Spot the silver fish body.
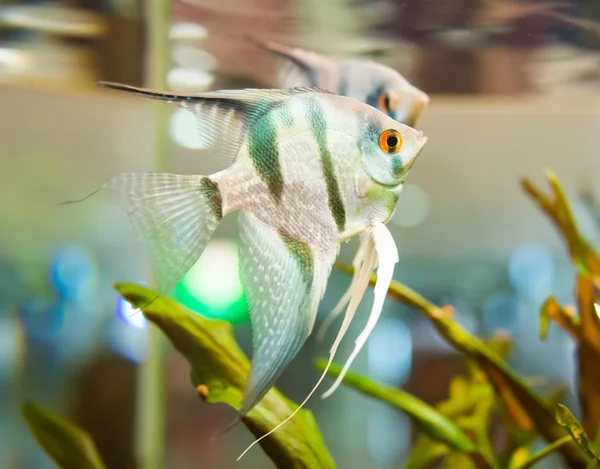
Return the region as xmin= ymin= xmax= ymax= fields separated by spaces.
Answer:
xmin=94 ymin=82 xmax=427 ymax=435
xmin=247 ymin=36 xmax=430 ymax=128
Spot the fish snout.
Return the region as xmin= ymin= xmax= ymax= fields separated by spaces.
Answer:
xmin=403 ymin=94 xmax=430 ymax=128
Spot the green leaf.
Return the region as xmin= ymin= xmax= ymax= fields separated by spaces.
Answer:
xmin=521 ymin=169 xmax=600 ymax=277
xmin=463 ymin=378 xmax=496 ymax=464
xmin=508 ymin=447 xmax=530 ymax=469
xmin=539 ymin=296 xmax=580 ymax=342
xmin=588 ymin=430 xmax=600 ymax=469
xmin=523 ymin=170 xmax=600 ymax=453
xmin=22 ymin=401 xmax=106 ymax=469
xmin=315 ymin=359 xmax=475 ymax=453
xmin=539 ymin=297 xmax=554 ymax=341
xmin=509 ymin=436 xmax=572 ymax=469
xmin=437 ymin=375 xmax=487 ymax=418
xmin=556 ymin=403 xmax=600 ymax=466
xmin=116 ymin=283 xmax=335 ymax=469
xmin=334 ymin=262 xmax=589 ymax=468
xmin=406 ymin=372 xmax=497 ymax=469
xmin=405 ymin=435 xmax=449 ymax=469
xmin=442 ymin=451 xmax=476 ymax=469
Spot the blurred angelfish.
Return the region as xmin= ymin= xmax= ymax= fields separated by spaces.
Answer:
xmin=247 ymin=35 xmax=430 ymax=128
xmin=77 ymin=81 xmax=427 ymax=458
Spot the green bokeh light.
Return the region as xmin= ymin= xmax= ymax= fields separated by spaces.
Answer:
xmin=174 ymin=239 xmax=249 ymax=324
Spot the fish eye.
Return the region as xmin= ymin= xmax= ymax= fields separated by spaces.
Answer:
xmin=378 ymin=92 xmax=391 ymax=112
xmin=378 ymin=129 xmax=402 ymax=153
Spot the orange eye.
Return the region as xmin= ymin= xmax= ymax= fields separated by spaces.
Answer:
xmin=378 ymin=92 xmax=400 ymax=113
xmin=378 ymin=93 xmax=391 ymax=112
xmin=379 ymin=129 xmax=402 ymax=153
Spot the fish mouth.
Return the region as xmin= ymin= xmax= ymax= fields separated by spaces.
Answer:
xmin=414 ymin=134 xmax=428 ymax=158
xmin=401 ymin=135 xmax=428 ymax=170
xmin=403 ymin=94 xmax=430 ymax=128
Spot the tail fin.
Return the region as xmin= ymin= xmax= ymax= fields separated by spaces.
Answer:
xmin=103 ymin=172 xmax=224 ymax=295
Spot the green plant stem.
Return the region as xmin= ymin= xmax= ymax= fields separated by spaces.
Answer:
xmin=509 ymin=436 xmax=573 ymax=469
xmin=334 ymin=261 xmax=589 ymax=468
xmin=134 ymin=0 xmax=171 ymax=468
xmin=119 ymin=283 xmax=335 ymax=468
xmin=315 ymin=360 xmax=476 ymax=453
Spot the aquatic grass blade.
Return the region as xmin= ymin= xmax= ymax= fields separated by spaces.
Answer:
xmin=334 ymin=261 xmax=589 ymax=468
xmin=523 ymin=170 xmax=600 ymax=436
xmin=556 ymin=403 xmax=600 ymax=466
xmin=508 ymin=436 xmax=573 ymax=469
xmin=315 ymin=360 xmax=501 ymax=469
xmin=521 ymin=169 xmax=600 ymax=277
xmin=22 ymin=401 xmax=107 ymax=469
xmin=539 ymin=296 xmax=579 ymax=341
xmin=315 ymin=359 xmax=476 ymax=452
xmin=116 ymin=282 xmax=335 ymax=469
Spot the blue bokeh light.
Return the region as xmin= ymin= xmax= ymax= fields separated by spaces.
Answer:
xmin=509 ymin=244 xmax=554 ymax=302
xmin=21 ymin=297 xmax=65 ymax=342
xmin=482 ymin=292 xmax=521 ymax=335
xmin=116 ymin=292 xmax=148 ymax=329
xmin=49 ymin=245 xmax=97 ymax=303
xmin=367 ymin=317 xmax=412 ymax=386
xmin=106 ymin=316 xmax=148 ymax=363
xmin=367 ymin=404 xmax=411 ymax=464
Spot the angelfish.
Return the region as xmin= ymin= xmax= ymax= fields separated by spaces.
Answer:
xmin=90 ymin=82 xmax=427 ymax=458
xmin=247 ymin=35 xmax=430 ymax=128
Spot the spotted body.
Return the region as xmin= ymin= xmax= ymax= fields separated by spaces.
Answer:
xmin=93 ymin=81 xmax=427 ymax=455
xmin=247 ymin=36 xmax=430 ymax=127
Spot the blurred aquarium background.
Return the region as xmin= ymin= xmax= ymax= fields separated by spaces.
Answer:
xmin=1 ymin=0 xmax=600 ymax=468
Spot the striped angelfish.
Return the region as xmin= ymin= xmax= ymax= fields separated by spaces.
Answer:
xmin=247 ymin=35 xmax=430 ymax=128
xmin=84 ymin=81 xmax=427 ymax=458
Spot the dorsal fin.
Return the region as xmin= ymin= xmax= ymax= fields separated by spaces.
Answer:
xmin=97 ymin=81 xmax=332 ymax=103
xmin=97 ymin=81 xmax=333 ymax=163
xmin=244 ymin=36 xmax=335 ymax=90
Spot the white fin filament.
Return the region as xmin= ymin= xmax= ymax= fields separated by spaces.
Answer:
xmin=321 ymin=222 xmax=399 ymax=398
xmin=316 ymin=239 xmax=366 ymax=342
